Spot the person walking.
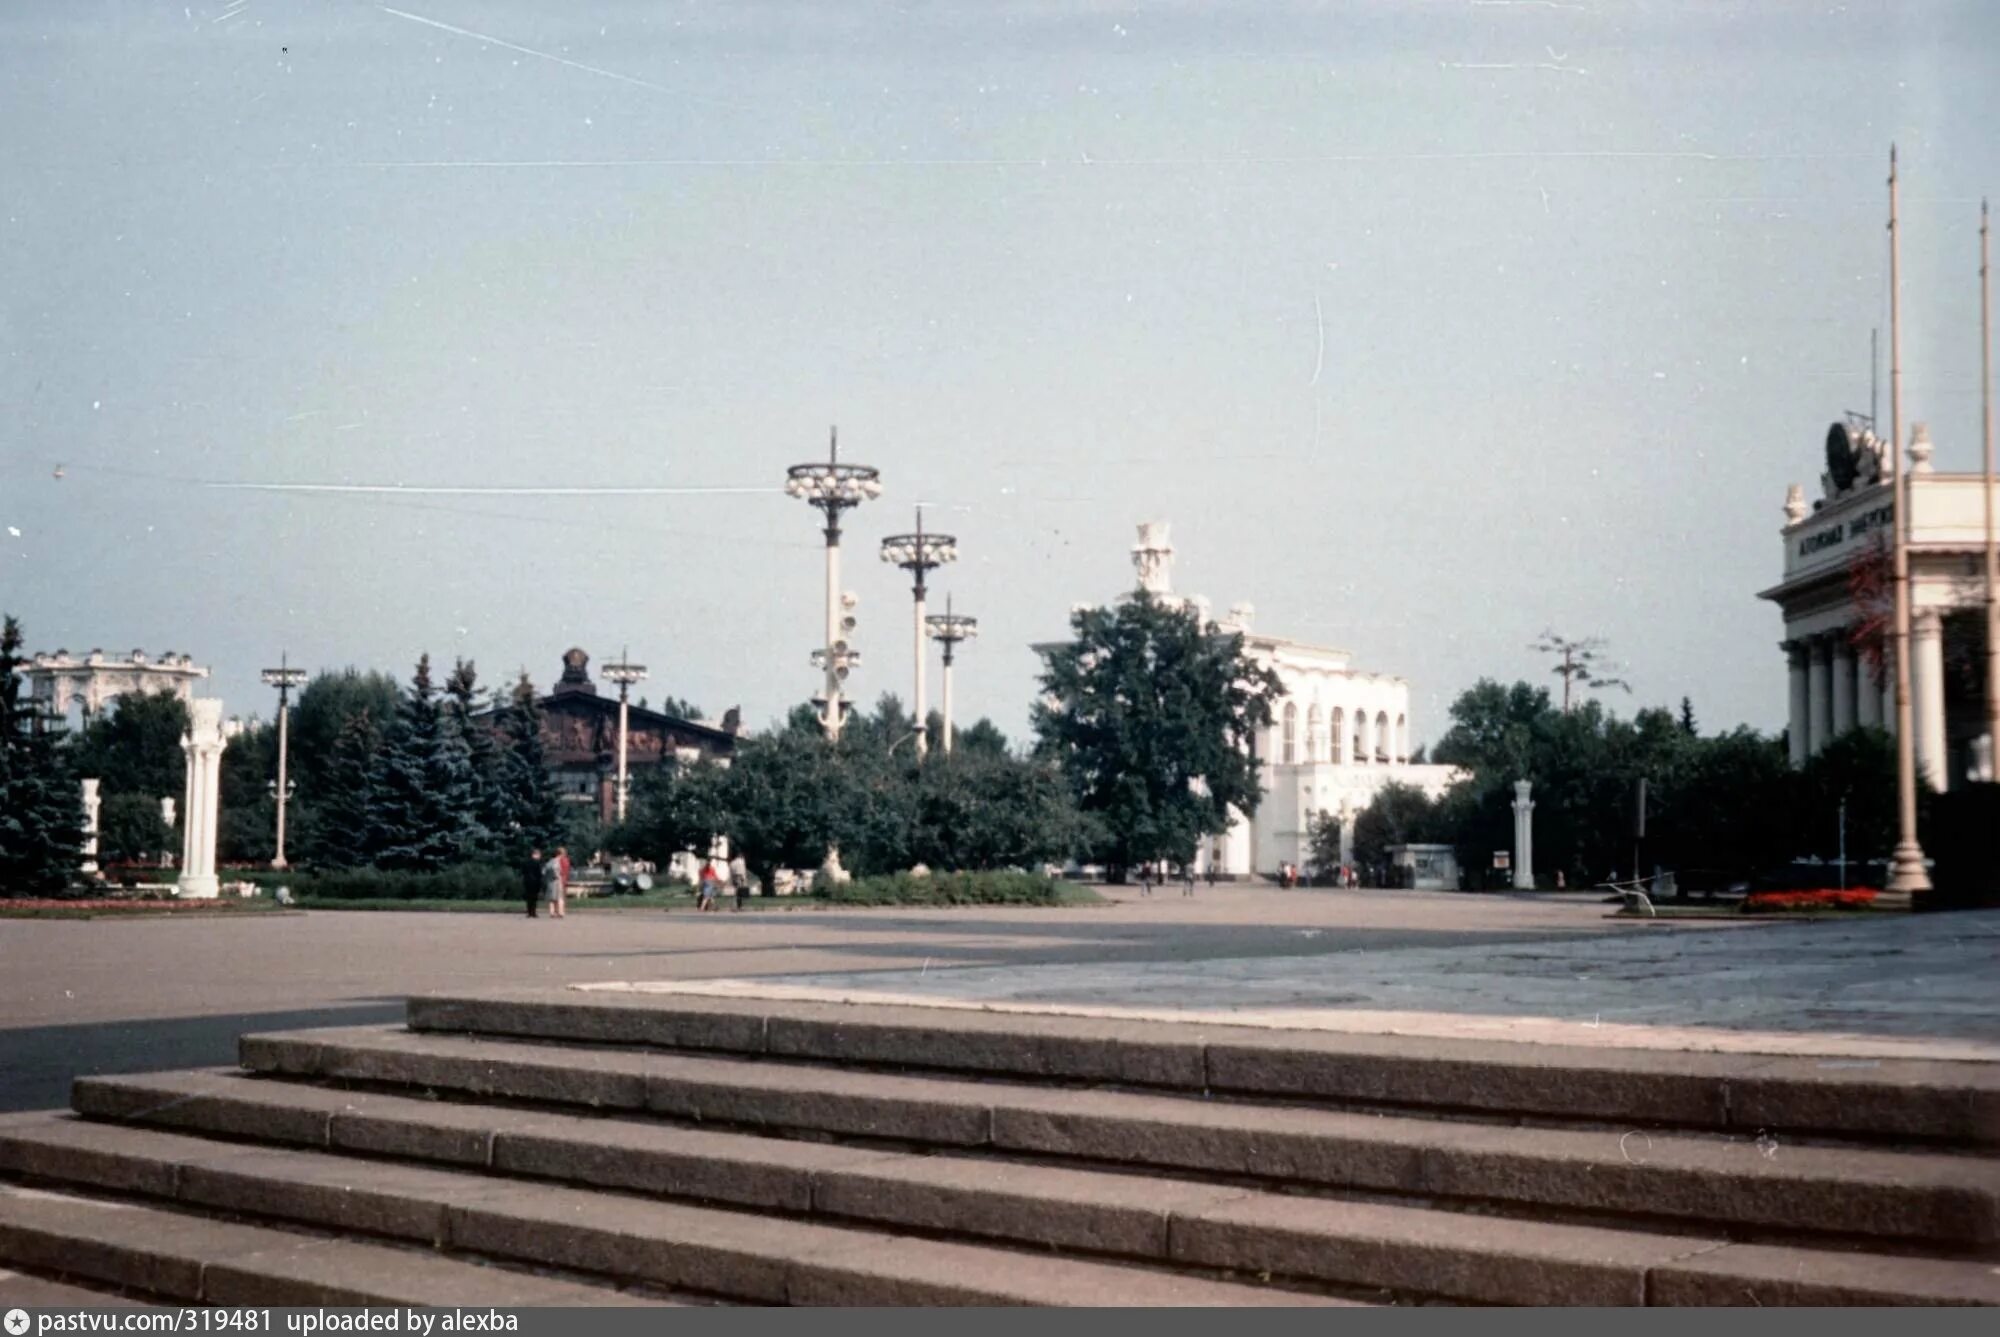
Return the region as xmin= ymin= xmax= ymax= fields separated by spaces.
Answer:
xmin=1181 ymin=862 xmax=1195 ymax=897
xmin=521 ymin=846 xmax=544 ymax=918
xmin=697 ymin=858 xmax=721 ymax=912
xmin=1204 ymin=862 xmax=1218 ymax=891
xmin=729 ymin=853 xmax=750 ymax=911
xmin=1137 ymin=862 xmax=1153 ymax=897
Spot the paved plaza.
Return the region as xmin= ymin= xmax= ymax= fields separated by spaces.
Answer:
xmin=3 ymin=889 xmax=1997 ymax=1111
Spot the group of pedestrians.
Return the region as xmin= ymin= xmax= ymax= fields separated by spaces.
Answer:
xmin=522 ymin=846 xmax=572 ymax=918
xmin=695 ymin=855 xmax=751 ymax=911
xmin=1133 ymin=862 xmax=1201 ymax=897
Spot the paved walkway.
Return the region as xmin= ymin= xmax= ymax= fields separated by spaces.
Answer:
xmin=589 ymin=904 xmax=2000 ymax=1061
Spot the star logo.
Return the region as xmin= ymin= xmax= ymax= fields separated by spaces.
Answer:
xmin=4 ymin=1308 xmax=30 ymax=1336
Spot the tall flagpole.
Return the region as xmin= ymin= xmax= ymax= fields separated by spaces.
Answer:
xmin=1981 ymin=197 xmax=1998 ymax=780
xmin=1886 ymin=145 xmax=1931 ymax=900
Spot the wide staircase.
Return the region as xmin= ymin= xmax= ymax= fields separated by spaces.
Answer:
xmin=2 ymin=987 xmax=1996 ymax=1306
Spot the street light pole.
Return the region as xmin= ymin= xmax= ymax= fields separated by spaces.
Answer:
xmin=1980 ymin=197 xmax=1997 ymax=782
xmin=1886 ymin=145 xmax=1932 ymax=901
xmin=786 ymin=427 xmax=881 ymax=741
xmin=924 ymin=597 xmax=979 ymax=757
xmin=259 ymin=655 xmax=308 ymax=870
xmin=601 ymin=651 xmax=648 ymax=825
xmin=881 ymin=507 xmax=957 ymax=758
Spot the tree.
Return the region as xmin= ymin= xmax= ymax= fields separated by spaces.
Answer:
xmin=1034 ymin=593 xmax=1284 ymax=873
xmin=909 ymin=751 xmax=1082 ymax=871
xmin=1 ymin=615 xmax=86 ymax=893
xmin=1531 ymin=631 xmax=1630 ymax=714
xmin=1679 ymin=697 xmax=1699 ymax=737
xmin=615 ymin=758 xmax=728 ymax=869
xmin=65 ymin=689 xmax=189 ymax=799
xmin=216 ymin=722 xmax=277 ymax=864
xmin=290 ymin=669 xmax=401 ymax=788
xmin=98 ymin=792 xmax=169 ymax=866
xmin=1351 ymin=781 xmax=1441 ymax=877
xmin=954 ymin=717 xmax=1011 ymax=758
xmin=715 ymin=731 xmax=847 ymax=893
xmin=656 ymin=695 xmax=704 ymax=722
xmin=488 ymin=671 xmax=563 ymax=859
xmin=367 ymin=655 xmax=479 ymax=871
xmin=443 ymin=658 xmax=506 ymax=857
xmin=311 ymin=709 xmax=380 ymax=868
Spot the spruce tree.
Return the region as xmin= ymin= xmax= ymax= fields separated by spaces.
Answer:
xmin=492 ymin=670 xmax=562 ymax=859
xmin=443 ymin=657 xmax=502 ymax=857
xmin=312 ymin=709 xmax=380 ymax=869
xmin=0 ymin=615 xmax=85 ymax=894
xmin=367 ymin=655 xmax=477 ymax=871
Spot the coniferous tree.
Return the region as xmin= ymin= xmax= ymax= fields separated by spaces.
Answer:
xmin=492 ymin=670 xmax=562 ymax=859
xmin=443 ymin=657 xmax=503 ymax=857
xmin=0 ymin=615 xmax=85 ymax=894
xmin=311 ymin=709 xmax=380 ymax=869
xmin=368 ymin=655 xmax=477 ymax=871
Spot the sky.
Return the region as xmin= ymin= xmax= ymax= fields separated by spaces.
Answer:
xmin=5 ymin=0 xmax=1999 ymax=745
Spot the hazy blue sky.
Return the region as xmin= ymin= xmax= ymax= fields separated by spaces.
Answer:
xmin=5 ymin=1 xmax=1998 ymax=743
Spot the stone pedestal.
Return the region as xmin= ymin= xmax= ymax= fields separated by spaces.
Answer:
xmin=1511 ymin=780 xmax=1535 ymax=891
xmin=80 ymin=778 xmax=101 ymax=876
xmin=178 ymin=699 xmax=225 ymax=899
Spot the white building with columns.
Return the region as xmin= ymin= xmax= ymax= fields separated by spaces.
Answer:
xmin=1038 ymin=522 xmax=1461 ymax=879
xmin=1760 ymin=419 xmax=1997 ymax=789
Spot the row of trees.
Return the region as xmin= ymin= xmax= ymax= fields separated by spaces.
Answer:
xmin=1321 ymin=678 xmax=1903 ymax=888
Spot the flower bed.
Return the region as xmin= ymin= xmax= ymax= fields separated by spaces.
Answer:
xmin=1741 ymin=888 xmax=1880 ymax=913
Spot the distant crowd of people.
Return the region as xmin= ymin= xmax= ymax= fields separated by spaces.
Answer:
xmin=521 ymin=845 xmax=752 ymax=918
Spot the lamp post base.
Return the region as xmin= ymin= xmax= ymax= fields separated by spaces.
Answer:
xmin=1882 ymin=839 xmax=1931 ymax=905
xmin=269 ymin=856 xmax=288 ymax=871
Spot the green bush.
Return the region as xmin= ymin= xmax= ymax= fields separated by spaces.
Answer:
xmin=257 ymin=863 xmax=523 ymax=901
xmin=812 ymin=870 xmax=1087 ymax=906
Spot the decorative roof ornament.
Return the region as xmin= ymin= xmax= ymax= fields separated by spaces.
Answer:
xmin=1131 ymin=520 xmax=1174 ymax=596
xmin=1908 ymin=421 xmax=1935 ymax=474
xmin=1784 ymin=483 xmax=1809 ymax=526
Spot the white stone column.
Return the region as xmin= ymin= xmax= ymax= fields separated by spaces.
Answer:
xmin=1912 ymin=609 xmax=1948 ymax=791
xmin=178 ymin=698 xmax=224 ymax=899
xmin=1806 ymin=638 xmax=1833 ymax=755
xmin=1511 ymin=780 xmax=1535 ymax=890
xmin=1786 ymin=641 xmax=1810 ymax=768
xmin=1831 ymin=637 xmax=1858 ymax=737
xmin=80 ymin=778 xmax=101 ymax=875
xmin=1856 ymin=654 xmax=1884 ymax=730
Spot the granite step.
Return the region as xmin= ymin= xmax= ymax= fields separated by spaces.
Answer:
xmin=0 ymin=1180 xmax=671 ymax=1307
xmin=407 ymin=988 xmax=2000 ymax=1146
xmin=58 ymin=1067 xmax=2000 ymax=1306
xmin=0 ymin=1115 xmax=1343 ymax=1307
xmin=238 ymin=1024 xmax=2000 ymax=1248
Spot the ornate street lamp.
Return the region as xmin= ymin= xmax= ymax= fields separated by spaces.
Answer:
xmin=880 ymin=507 xmax=957 ymax=758
xmin=786 ymin=427 xmax=882 ymax=740
xmin=601 ymin=650 xmax=648 ymax=824
xmin=925 ymin=598 xmax=979 ymax=756
xmin=259 ymin=655 xmax=308 ymax=870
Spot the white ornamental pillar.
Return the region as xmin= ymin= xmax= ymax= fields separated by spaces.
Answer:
xmin=1912 ymin=609 xmax=1948 ymax=791
xmin=80 ymin=778 xmax=101 ymax=875
xmin=1856 ymin=652 xmax=1884 ymax=730
xmin=1831 ymin=638 xmax=1858 ymax=737
xmin=178 ymin=699 xmax=225 ymax=898
xmin=1511 ymin=779 xmax=1535 ymax=891
xmin=1807 ymin=637 xmax=1834 ymax=755
xmin=1786 ymin=641 xmax=1810 ymax=768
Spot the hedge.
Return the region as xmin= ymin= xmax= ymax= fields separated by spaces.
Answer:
xmin=259 ymin=864 xmax=524 ymax=901
xmin=810 ymin=870 xmax=1094 ymax=906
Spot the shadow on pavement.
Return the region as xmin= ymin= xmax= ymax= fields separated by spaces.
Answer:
xmin=0 ymin=1001 xmax=405 ymax=1113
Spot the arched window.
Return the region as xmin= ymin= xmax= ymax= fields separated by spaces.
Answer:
xmin=1281 ymin=703 xmax=1297 ymax=764
xmin=1395 ymin=713 xmax=1409 ymax=763
xmin=1353 ymin=711 xmax=1368 ymax=764
xmin=1330 ymin=707 xmax=1345 ymax=764
xmin=1375 ymin=711 xmax=1391 ymax=762
xmin=1306 ymin=705 xmax=1322 ymax=763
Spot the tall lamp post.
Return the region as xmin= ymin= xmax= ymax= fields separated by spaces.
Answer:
xmin=601 ymin=650 xmax=648 ymax=825
xmin=786 ymin=427 xmax=881 ymax=740
xmin=1885 ymin=145 xmax=1931 ymax=900
xmin=880 ymin=508 xmax=957 ymax=758
xmin=259 ymin=655 xmax=308 ymax=870
xmin=925 ymin=598 xmax=978 ymax=756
